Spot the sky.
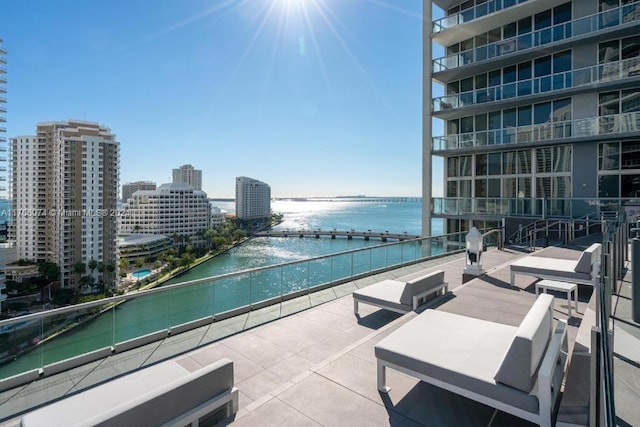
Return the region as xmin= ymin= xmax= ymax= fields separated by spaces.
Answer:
xmin=1 ymin=0 xmax=443 ymax=198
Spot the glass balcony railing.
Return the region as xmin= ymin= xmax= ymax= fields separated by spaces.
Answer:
xmin=433 ymin=57 xmax=640 ymax=112
xmin=433 ymin=2 xmax=640 ymax=72
xmin=432 ymin=197 xmax=640 ymax=219
xmin=433 ymin=0 xmax=531 ymax=33
xmin=433 ymin=111 xmax=640 ymax=152
xmin=0 ymin=233 xmax=474 ymax=383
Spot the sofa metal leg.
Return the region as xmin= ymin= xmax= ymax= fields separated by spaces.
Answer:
xmin=377 ymin=360 xmax=391 ymax=393
xmin=353 ymin=299 xmax=359 ymax=316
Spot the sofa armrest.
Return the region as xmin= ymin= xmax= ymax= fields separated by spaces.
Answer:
xmin=412 ymin=281 xmax=448 ymax=310
xmin=537 ymin=320 xmax=568 ymax=427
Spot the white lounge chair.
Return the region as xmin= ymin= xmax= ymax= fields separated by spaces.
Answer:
xmin=352 ymin=270 xmax=448 ymax=315
xmin=375 ymin=294 xmax=568 ymax=427
xmin=510 ymin=243 xmax=601 ymax=287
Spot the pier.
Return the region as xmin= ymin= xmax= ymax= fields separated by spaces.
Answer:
xmin=253 ymin=229 xmax=421 ymax=241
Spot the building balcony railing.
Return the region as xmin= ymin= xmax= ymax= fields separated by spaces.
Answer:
xmin=433 ymin=111 xmax=640 ymax=152
xmin=433 ymin=2 xmax=640 ymax=73
xmin=433 ymin=0 xmax=531 ymax=33
xmin=433 ymin=57 xmax=640 ymax=113
xmin=0 ymin=232 xmax=474 ymax=386
xmin=432 ymin=197 xmax=640 ymax=219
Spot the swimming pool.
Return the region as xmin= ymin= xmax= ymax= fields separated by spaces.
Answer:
xmin=131 ymin=269 xmax=151 ymax=279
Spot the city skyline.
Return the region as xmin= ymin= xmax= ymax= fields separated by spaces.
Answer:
xmin=1 ymin=0 xmax=443 ymax=198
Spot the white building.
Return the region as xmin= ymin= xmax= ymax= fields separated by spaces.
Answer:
xmin=235 ymin=176 xmax=271 ymax=221
xmin=121 ymin=183 xmax=211 ymax=246
xmin=0 ymin=38 xmax=6 ymax=201
xmin=210 ymin=205 xmax=225 ymax=227
xmin=172 ymin=164 xmax=202 ymax=191
xmin=11 ymin=120 xmax=120 ymax=289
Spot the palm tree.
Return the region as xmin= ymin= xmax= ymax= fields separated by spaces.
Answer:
xmin=88 ymin=259 xmax=98 ymax=275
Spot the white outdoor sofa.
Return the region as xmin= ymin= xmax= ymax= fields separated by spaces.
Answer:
xmin=375 ymin=294 xmax=568 ymax=427
xmin=352 ymin=269 xmax=448 ymax=315
xmin=20 ymin=358 xmax=239 ymax=427
xmin=510 ymin=243 xmax=602 ymax=287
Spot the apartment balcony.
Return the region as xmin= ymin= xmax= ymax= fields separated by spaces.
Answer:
xmin=432 ymin=196 xmax=639 ymax=219
xmin=431 ymin=0 xmax=565 ymax=46
xmin=433 ymin=3 xmax=640 ymax=80
xmin=433 ymin=111 xmax=640 ymax=153
xmin=433 ymin=57 xmax=640 ymax=115
xmin=0 ymin=77 xmax=5 ymax=85
xmin=0 ymin=106 xmax=6 ymax=114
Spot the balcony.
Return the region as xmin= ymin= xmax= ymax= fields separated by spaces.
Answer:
xmin=433 ymin=111 xmax=640 ymax=153
xmin=433 ymin=57 xmax=640 ymax=113
xmin=433 ymin=2 xmax=640 ymax=75
xmin=433 ymin=0 xmax=531 ymax=34
xmin=431 ymin=197 xmax=639 ymax=219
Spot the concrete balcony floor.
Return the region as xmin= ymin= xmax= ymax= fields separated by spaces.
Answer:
xmin=1 ymin=244 xmax=638 ymax=426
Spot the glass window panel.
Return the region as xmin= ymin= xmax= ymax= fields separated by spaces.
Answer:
xmin=519 ymin=177 xmax=532 ymax=197
xmin=475 ymin=33 xmax=488 ymax=47
xmin=553 ymin=3 xmax=572 ymax=24
xmin=503 ymin=151 xmax=517 ymax=174
xmin=475 ymin=179 xmax=487 ymax=197
xmin=517 ymin=149 xmax=531 ymax=174
xmin=459 ymin=179 xmax=472 ymax=196
xmin=447 ymin=81 xmax=459 ymax=95
xmin=518 ymin=106 xmax=532 ymax=126
xmin=518 ymin=17 xmax=532 ymax=35
xmin=460 ymin=155 xmax=472 ymax=176
xmin=447 ymin=44 xmax=460 ymax=56
xmin=599 ymin=175 xmax=620 ymax=197
xmin=475 ymin=74 xmax=488 ymax=89
xmin=600 ymin=0 xmax=619 ymax=13
xmin=535 ymin=10 xmax=552 ymax=30
xmin=622 ymin=36 xmax=640 ymax=60
xmin=518 ymin=61 xmax=532 ymax=80
xmin=504 ymin=108 xmax=517 ymax=127
xmin=536 ymin=177 xmax=552 ymax=198
xmin=553 ymin=51 xmax=572 ymax=73
xmin=621 ymin=89 xmax=640 ymax=112
xmin=460 ymin=77 xmax=474 ymax=92
xmin=536 ymin=147 xmax=553 ymax=173
xmin=503 ymin=178 xmax=517 ymax=197
xmin=488 ymin=28 xmax=502 ymax=43
xmin=488 ymin=153 xmax=502 ymax=175
xmin=599 ymin=40 xmax=620 ymax=63
xmin=489 ymin=70 xmax=501 ymax=86
xmin=599 ymin=142 xmax=620 ymax=170
xmin=489 ymin=111 xmax=502 ymax=129
xmin=503 ymin=65 xmax=517 ymax=84
xmin=535 ymin=56 xmax=552 ymax=77
xmin=475 ymin=114 xmax=488 ymax=132
xmin=553 ymin=98 xmax=572 ymax=121
xmin=461 ymin=116 xmax=474 ymax=132
xmin=622 ymin=174 xmax=640 ymax=197
xmin=553 ymin=146 xmax=572 ymax=172
xmin=447 ymin=181 xmax=458 ymax=197
xmin=476 ymin=153 xmax=488 ymax=175
xmin=488 ymin=179 xmax=501 ymax=197
xmin=534 ymin=102 xmax=552 ymax=124
xmin=621 ymin=140 xmax=640 ymax=169
xmin=503 ymin=22 xmax=517 ymax=39
xmin=553 ymin=176 xmax=572 ymax=197
xmin=461 ymin=38 xmax=474 ymax=51
xmin=599 ymin=91 xmax=620 ymax=115
xmin=448 ymin=119 xmax=459 ymax=134
xmin=448 ymin=157 xmax=459 ymax=177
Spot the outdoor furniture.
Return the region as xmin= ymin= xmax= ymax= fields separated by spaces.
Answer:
xmin=20 ymin=358 xmax=239 ymax=427
xmin=510 ymin=243 xmax=601 ymax=287
xmin=375 ymin=294 xmax=568 ymax=427
xmin=352 ymin=270 xmax=448 ymax=315
xmin=536 ymin=279 xmax=578 ymax=317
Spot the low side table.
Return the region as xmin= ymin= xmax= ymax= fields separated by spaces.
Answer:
xmin=535 ymin=279 xmax=578 ymax=317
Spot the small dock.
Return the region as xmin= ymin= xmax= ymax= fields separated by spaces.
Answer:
xmin=253 ymin=230 xmax=421 ymax=242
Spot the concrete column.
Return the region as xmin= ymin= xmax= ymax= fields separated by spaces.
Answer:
xmin=422 ymin=0 xmax=433 ymax=240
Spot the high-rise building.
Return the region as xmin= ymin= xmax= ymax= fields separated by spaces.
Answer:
xmin=120 ymin=183 xmax=211 ymax=246
xmin=122 ymin=181 xmax=156 ymax=203
xmin=0 ymin=38 xmax=6 ymax=305
xmin=172 ymin=164 xmax=202 ymax=191
xmin=11 ymin=120 xmax=119 ymax=289
xmin=235 ymin=176 xmax=271 ymax=221
xmin=424 ymin=0 xmax=640 ymax=237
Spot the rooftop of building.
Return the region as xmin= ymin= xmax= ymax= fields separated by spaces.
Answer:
xmin=117 ymin=234 xmax=172 ymax=247
xmin=0 ymin=236 xmax=637 ymax=426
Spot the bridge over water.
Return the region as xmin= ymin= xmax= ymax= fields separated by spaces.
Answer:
xmin=253 ymin=229 xmax=421 ymax=241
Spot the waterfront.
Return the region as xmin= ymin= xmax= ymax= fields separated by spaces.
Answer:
xmin=0 ymin=199 xmax=439 ymax=378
